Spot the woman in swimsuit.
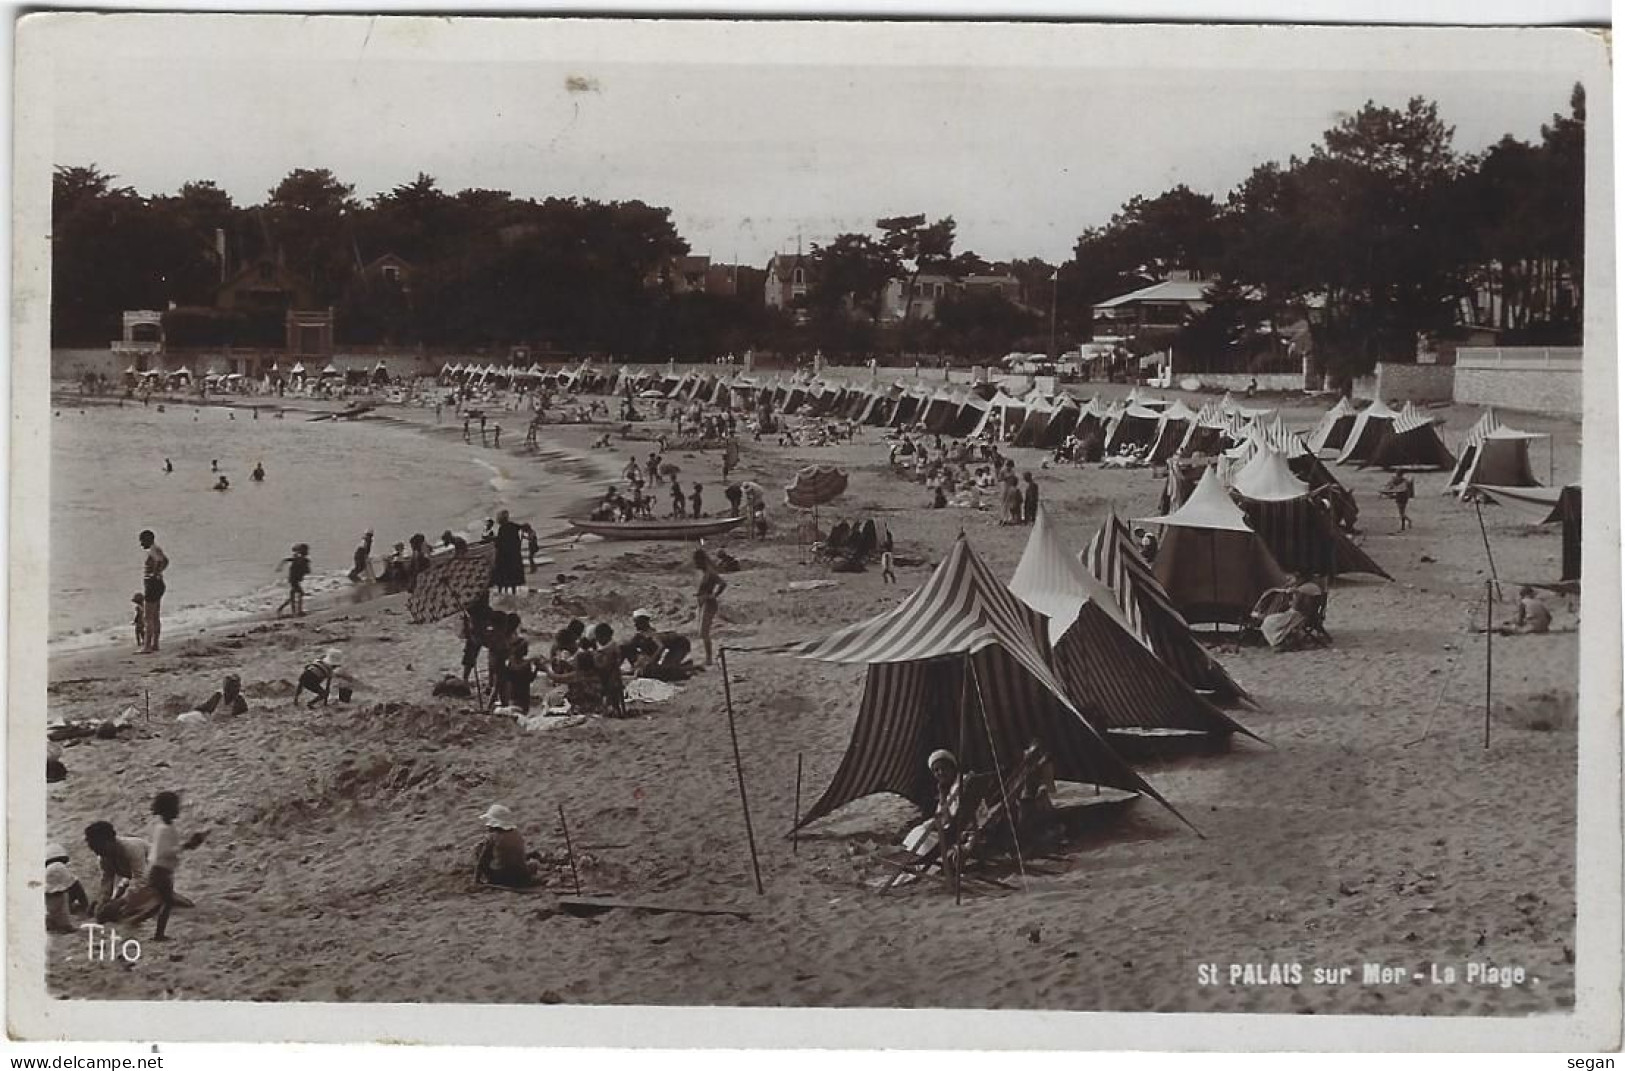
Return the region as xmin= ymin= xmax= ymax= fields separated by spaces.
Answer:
xmin=694 ymin=548 xmax=726 ymax=667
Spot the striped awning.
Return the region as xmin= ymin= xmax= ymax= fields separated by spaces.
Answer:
xmin=784 ymin=466 xmax=849 ymax=509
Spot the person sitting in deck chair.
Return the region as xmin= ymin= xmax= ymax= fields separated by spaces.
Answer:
xmin=1252 ymin=575 xmax=1326 ymax=651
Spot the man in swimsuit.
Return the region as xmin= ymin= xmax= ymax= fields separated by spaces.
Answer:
xmin=138 ymin=530 xmax=168 ymax=653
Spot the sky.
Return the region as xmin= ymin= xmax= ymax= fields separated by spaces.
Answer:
xmin=31 ymin=17 xmax=1596 ymax=266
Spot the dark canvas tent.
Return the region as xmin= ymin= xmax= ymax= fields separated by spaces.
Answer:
xmin=971 ymin=391 xmax=1026 ymax=440
xmin=1230 ymin=449 xmax=1391 ymax=580
xmin=1476 ymin=484 xmax=1582 ymax=585
xmin=1104 ymin=405 xmax=1161 ymax=454
xmin=1038 ymin=398 xmax=1082 ymax=448
xmin=1369 ymin=402 xmax=1455 ymax=471
xmin=737 ymin=535 xmax=1186 ymax=831
xmin=1010 ymin=506 xmax=1257 ymax=741
xmin=889 ymin=390 xmax=925 ymax=428
xmin=951 ymin=395 xmax=990 ymax=438
xmin=1146 ymin=400 xmax=1197 ymax=464
xmin=1336 ymin=399 xmax=1399 ymax=465
xmin=1308 ymin=396 xmax=1359 ymax=454
xmin=1140 ymin=467 xmax=1289 ymax=626
xmin=1011 ymin=396 xmax=1056 ymax=447
xmin=1081 ymin=509 xmax=1253 ymax=706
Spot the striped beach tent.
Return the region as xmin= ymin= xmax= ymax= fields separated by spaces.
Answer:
xmin=1370 ymin=402 xmax=1456 ymax=471
xmin=1081 ymin=509 xmax=1252 ymax=705
xmin=1230 ymin=449 xmax=1392 ymax=580
xmin=1336 ymin=399 xmax=1399 ymax=465
xmin=735 ymin=535 xmax=1187 ymax=831
xmin=1447 ymin=409 xmax=1546 ymax=495
xmin=1010 ymin=506 xmax=1257 ymax=741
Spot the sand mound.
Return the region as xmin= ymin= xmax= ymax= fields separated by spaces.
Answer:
xmin=1496 ymin=688 xmax=1578 ymax=732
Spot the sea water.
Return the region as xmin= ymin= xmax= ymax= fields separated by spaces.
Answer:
xmin=49 ymin=402 xmax=592 ymax=651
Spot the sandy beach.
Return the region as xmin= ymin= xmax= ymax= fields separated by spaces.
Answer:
xmin=43 ymin=381 xmax=1580 ymax=1014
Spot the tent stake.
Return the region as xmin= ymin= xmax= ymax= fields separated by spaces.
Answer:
xmin=557 ymin=803 xmax=582 ymax=896
xmin=1484 ymin=580 xmax=1493 ymax=750
xmin=792 ymin=753 xmax=803 ymax=856
xmin=1473 ymin=497 xmax=1502 ymax=600
xmin=718 ymin=649 xmax=765 ymax=895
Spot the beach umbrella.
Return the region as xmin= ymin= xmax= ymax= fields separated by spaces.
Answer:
xmin=407 ymin=543 xmax=496 ymax=624
xmin=785 ymin=465 xmax=849 ymax=509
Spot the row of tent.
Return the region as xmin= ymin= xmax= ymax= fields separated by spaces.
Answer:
xmin=737 ymin=505 xmax=1260 ymax=833
xmin=479 ymin=361 xmax=1561 ymax=513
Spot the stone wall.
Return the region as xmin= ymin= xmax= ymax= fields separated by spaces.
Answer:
xmin=1187 ymin=371 xmax=1307 ymax=393
xmin=1453 ymin=347 xmax=1583 ymax=415
xmin=1377 ymin=362 xmax=1457 ymax=404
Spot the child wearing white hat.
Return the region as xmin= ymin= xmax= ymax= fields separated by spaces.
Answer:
xmin=45 ymin=841 xmax=89 ymax=933
xmin=474 ymin=804 xmax=546 ymax=889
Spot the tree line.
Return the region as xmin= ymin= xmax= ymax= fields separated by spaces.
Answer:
xmin=51 ymin=88 xmax=1584 ymax=373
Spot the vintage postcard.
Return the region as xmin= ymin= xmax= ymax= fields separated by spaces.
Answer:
xmin=7 ymin=14 xmax=1619 ymax=1050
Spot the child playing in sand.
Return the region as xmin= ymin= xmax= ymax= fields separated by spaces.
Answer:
xmin=474 ymin=805 xmax=545 ymax=889
xmin=295 ymin=649 xmax=343 ymax=707
xmin=690 ymin=482 xmax=704 ymax=518
xmin=131 ymin=593 xmax=146 ymax=650
xmin=146 ymin=790 xmax=207 ymax=941
xmin=45 ymin=842 xmax=89 ymax=934
xmin=505 ymin=639 xmax=538 ymax=713
xmin=670 ymin=477 xmax=687 ymax=519
xmin=591 ymin=623 xmax=627 ymax=716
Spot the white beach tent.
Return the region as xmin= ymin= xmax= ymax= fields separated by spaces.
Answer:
xmin=1308 ymin=396 xmax=1359 ymax=454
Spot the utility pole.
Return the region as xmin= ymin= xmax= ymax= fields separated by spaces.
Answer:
xmin=1049 ymin=270 xmax=1060 ymax=361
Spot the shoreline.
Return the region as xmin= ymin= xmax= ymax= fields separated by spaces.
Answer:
xmin=47 ymin=396 xmax=626 ymax=659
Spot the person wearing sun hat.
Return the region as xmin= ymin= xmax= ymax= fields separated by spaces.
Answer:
xmin=474 ymin=804 xmax=545 ymax=889
xmin=45 ymin=841 xmax=89 ymax=933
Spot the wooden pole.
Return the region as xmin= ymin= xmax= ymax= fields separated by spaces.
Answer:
xmin=718 ymin=649 xmax=765 ymax=895
xmin=1473 ymin=497 xmax=1502 ymax=601
xmin=792 ymin=753 xmax=803 ymax=856
xmin=1549 ymin=436 xmax=1555 ymax=486
xmin=1484 ymin=580 xmax=1494 ymax=750
xmin=557 ymin=803 xmax=582 ymax=895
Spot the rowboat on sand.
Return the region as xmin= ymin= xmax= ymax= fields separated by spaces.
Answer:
xmin=568 ymin=515 xmax=745 ymax=541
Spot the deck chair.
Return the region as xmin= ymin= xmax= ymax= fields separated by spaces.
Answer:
xmin=1300 ymin=580 xmax=1333 ymax=646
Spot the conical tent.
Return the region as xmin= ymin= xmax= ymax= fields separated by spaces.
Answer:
xmin=1230 ymin=450 xmax=1392 ymax=580
xmin=735 ymin=536 xmax=1186 ymax=831
xmin=1011 ymin=396 xmax=1056 ymax=447
xmin=1081 ymin=509 xmax=1253 ymax=705
xmin=1336 ymin=399 xmax=1399 ymax=465
xmin=1369 ymin=402 xmax=1455 ymax=471
xmin=1308 ymin=397 xmax=1359 ymax=454
xmin=921 ymin=389 xmax=960 ymax=434
xmin=951 ymin=394 xmax=990 ymax=437
xmin=971 ymin=391 xmax=1025 ymax=440
xmin=1139 ymin=468 xmax=1290 ymax=625
xmin=1037 ymin=398 xmax=1082 ymax=448
xmin=1147 ymin=410 xmax=1193 ymax=464
xmin=1447 ymin=410 xmax=1545 ymax=496
xmin=1104 ymin=405 xmax=1161 ymax=454
xmin=1010 ymin=507 xmax=1256 ymax=740
xmin=1453 ymin=428 xmax=1545 ymax=495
